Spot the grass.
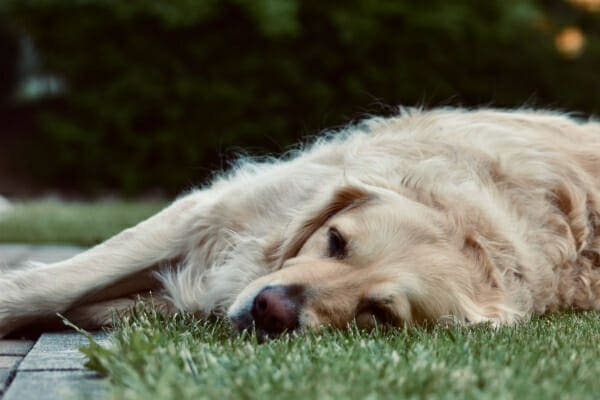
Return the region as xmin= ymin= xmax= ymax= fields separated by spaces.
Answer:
xmin=77 ymin=306 xmax=600 ymax=400
xmin=0 ymin=199 xmax=167 ymax=245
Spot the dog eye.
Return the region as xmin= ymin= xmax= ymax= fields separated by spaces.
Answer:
xmin=368 ymin=305 xmax=394 ymax=325
xmin=327 ymin=227 xmax=347 ymax=259
xmin=355 ymin=302 xmax=395 ymax=328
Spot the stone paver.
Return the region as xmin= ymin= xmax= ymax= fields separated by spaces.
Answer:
xmin=0 ymin=245 xmax=107 ymax=399
xmin=18 ymin=332 xmax=110 ymax=371
xmin=0 ymin=244 xmax=83 ymax=267
xmin=1 ymin=332 xmax=109 ymax=400
xmin=0 ymin=370 xmax=12 ymax=396
xmin=0 ymin=245 xmax=34 ymax=266
xmin=0 ymin=358 xmax=19 ymax=370
xmin=0 ymin=341 xmax=34 ymax=356
xmin=19 ymin=245 xmax=84 ymax=264
xmin=3 ymin=371 xmax=106 ymax=400
xmin=0 ymin=340 xmax=33 ymax=397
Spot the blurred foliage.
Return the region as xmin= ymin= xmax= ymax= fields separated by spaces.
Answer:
xmin=0 ymin=10 xmax=18 ymax=103
xmin=2 ymin=0 xmax=600 ymax=194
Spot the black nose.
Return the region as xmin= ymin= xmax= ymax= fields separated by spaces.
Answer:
xmin=251 ymin=285 xmax=304 ymax=336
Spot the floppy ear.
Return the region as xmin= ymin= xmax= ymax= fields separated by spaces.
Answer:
xmin=462 ymin=232 xmax=503 ymax=290
xmin=446 ymin=204 xmax=519 ymax=291
xmin=269 ymin=186 xmax=371 ymax=267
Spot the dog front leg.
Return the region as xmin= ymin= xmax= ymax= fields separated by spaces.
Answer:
xmin=0 ymin=190 xmax=220 ymax=336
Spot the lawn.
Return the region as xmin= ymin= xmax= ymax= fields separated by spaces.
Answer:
xmin=0 ymin=199 xmax=167 ymax=245
xmin=76 ymin=307 xmax=600 ymax=400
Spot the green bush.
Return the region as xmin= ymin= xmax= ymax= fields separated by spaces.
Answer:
xmin=0 ymin=6 xmax=18 ymax=104
xmin=4 ymin=0 xmax=600 ymax=194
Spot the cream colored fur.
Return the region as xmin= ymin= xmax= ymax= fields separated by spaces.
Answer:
xmin=1 ymin=108 xmax=600 ymax=337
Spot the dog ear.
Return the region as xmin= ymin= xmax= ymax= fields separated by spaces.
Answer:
xmin=445 ymin=204 xmax=517 ymax=291
xmin=550 ymin=180 xmax=599 ymax=253
xmin=462 ymin=232 xmax=503 ymax=290
xmin=270 ymin=186 xmax=371 ymax=267
xmin=460 ymin=228 xmax=532 ymax=323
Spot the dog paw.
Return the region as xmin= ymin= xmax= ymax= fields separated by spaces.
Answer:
xmin=0 ymin=283 xmax=19 ymax=337
xmin=0 ymin=268 xmax=47 ymax=337
xmin=0 ymin=316 xmax=15 ymax=338
xmin=0 ymin=301 xmax=18 ymax=338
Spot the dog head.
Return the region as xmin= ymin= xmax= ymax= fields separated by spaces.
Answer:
xmin=227 ymin=183 xmax=510 ymax=338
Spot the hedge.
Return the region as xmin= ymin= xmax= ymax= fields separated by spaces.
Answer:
xmin=3 ymin=0 xmax=600 ymax=194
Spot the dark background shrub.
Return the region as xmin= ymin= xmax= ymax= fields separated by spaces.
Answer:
xmin=1 ymin=0 xmax=599 ymax=195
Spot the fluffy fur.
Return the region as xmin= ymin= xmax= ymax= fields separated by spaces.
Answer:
xmin=1 ymin=108 xmax=600 ymax=337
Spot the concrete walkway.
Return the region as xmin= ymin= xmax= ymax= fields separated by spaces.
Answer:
xmin=0 ymin=245 xmax=109 ymax=399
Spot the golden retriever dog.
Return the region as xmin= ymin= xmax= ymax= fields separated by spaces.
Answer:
xmin=1 ymin=108 xmax=600 ymax=339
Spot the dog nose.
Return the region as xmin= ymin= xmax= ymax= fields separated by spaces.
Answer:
xmin=251 ymin=285 xmax=301 ymax=336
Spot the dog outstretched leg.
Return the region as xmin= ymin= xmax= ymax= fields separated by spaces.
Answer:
xmin=0 ymin=191 xmax=217 ymax=337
